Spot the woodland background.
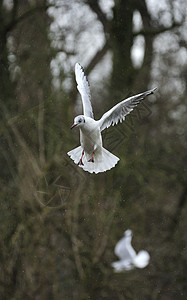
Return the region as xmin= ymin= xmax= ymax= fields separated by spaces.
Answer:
xmin=0 ymin=0 xmax=187 ymax=299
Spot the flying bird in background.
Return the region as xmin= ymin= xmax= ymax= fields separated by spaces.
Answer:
xmin=68 ymin=63 xmax=157 ymax=174
xmin=111 ymin=229 xmax=150 ymax=272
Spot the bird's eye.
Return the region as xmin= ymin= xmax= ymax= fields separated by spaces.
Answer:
xmin=78 ymin=119 xmax=81 ymax=123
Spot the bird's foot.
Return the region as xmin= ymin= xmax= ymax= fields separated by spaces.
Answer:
xmin=88 ymin=149 xmax=95 ymax=163
xmin=88 ymin=158 xmax=94 ymax=163
xmin=78 ymin=150 xmax=84 ymax=165
xmin=78 ymin=159 xmax=84 ymax=166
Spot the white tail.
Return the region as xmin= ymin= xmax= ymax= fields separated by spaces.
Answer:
xmin=67 ymin=146 xmax=119 ymax=174
xmin=133 ymin=250 xmax=150 ymax=268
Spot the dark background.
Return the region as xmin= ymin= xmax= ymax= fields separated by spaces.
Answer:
xmin=0 ymin=0 xmax=187 ymax=299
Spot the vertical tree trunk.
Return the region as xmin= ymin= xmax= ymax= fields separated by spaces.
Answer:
xmin=110 ymin=0 xmax=134 ymax=99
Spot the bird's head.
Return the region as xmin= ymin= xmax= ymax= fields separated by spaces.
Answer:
xmin=124 ymin=229 xmax=132 ymax=237
xmin=71 ymin=115 xmax=85 ymax=129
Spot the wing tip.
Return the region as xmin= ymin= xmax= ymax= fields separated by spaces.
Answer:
xmin=75 ymin=62 xmax=81 ymax=68
xmin=151 ymin=87 xmax=157 ymax=94
xmin=75 ymin=62 xmax=91 ymax=89
xmin=75 ymin=62 xmax=84 ymax=73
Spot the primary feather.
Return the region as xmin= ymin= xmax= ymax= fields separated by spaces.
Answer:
xmin=99 ymin=88 xmax=157 ymax=131
xmin=75 ymin=63 xmax=94 ymax=119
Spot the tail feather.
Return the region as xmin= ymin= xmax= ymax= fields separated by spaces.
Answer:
xmin=133 ymin=250 xmax=150 ymax=268
xmin=67 ymin=146 xmax=83 ymax=165
xmin=67 ymin=146 xmax=119 ymax=174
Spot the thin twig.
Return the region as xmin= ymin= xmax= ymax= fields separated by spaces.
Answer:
xmin=38 ymin=89 xmax=46 ymax=167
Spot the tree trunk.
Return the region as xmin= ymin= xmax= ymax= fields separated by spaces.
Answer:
xmin=110 ymin=0 xmax=135 ymax=99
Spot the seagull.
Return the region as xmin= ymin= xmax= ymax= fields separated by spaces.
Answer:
xmin=68 ymin=63 xmax=157 ymax=174
xmin=111 ymin=229 xmax=150 ymax=272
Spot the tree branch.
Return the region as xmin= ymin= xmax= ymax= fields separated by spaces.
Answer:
xmin=11 ymin=0 xmax=19 ymax=23
xmin=38 ymin=89 xmax=46 ymax=167
xmin=86 ymin=41 xmax=109 ymax=75
xmin=133 ymin=21 xmax=182 ymax=37
xmin=5 ymin=4 xmax=51 ymax=34
xmin=85 ymin=0 xmax=109 ymax=33
xmin=133 ymin=0 xmax=153 ymax=88
xmin=170 ymin=186 xmax=187 ymax=233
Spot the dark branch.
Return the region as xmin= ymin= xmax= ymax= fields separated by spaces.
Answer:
xmin=170 ymin=186 xmax=187 ymax=233
xmin=134 ymin=0 xmax=153 ymax=86
xmin=86 ymin=41 xmax=109 ymax=75
xmin=133 ymin=0 xmax=182 ymax=39
xmin=5 ymin=4 xmax=51 ymax=34
xmin=85 ymin=0 xmax=108 ymax=33
xmin=11 ymin=0 xmax=19 ymax=23
xmin=133 ymin=21 xmax=182 ymax=37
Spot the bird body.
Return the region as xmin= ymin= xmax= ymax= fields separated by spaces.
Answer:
xmin=68 ymin=116 xmax=119 ymax=173
xmin=68 ymin=63 xmax=157 ymax=174
xmin=79 ymin=117 xmax=102 ymax=154
xmin=112 ymin=229 xmax=150 ymax=272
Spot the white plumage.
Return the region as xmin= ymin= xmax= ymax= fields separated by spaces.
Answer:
xmin=68 ymin=63 xmax=157 ymax=174
xmin=75 ymin=63 xmax=94 ymax=119
xmin=111 ymin=229 xmax=150 ymax=272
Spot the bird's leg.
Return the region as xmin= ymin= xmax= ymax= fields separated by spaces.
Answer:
xmin=78 ymin=150 xmax=84 ymax=166
xmin=88 ymin=149 xmax=95 ymax=163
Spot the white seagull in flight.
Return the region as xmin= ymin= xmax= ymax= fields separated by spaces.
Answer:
xmin=68 ymin=63 xmax=157 ymax=174
xmin=111 ymin=229 xmax=150 ymax=272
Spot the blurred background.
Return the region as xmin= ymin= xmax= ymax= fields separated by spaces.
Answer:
xmin=0 ymin=0 xmax=187 ymax=299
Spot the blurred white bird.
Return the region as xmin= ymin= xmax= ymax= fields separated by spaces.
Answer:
xmin=68 ymin=63 xmax=157 ymax=174
xmin=111 ymin=229 xmax=150 ymax=272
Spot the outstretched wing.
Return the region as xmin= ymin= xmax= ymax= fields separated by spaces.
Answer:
xmin=99 ymin=87 xmax=157 ymax=131
xmin=115 ymin=235 xmax=136 ymax=261
xmin=75 ymin=63 xmax=94 ymax=119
